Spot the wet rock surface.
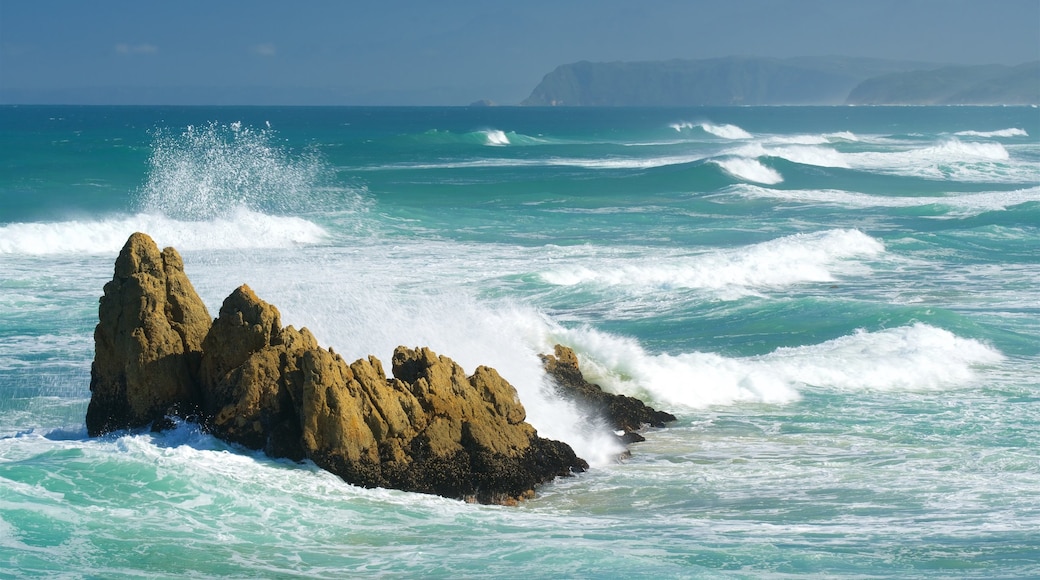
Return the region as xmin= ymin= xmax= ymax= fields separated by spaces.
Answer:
xmin=540 ymin=344 xmax=676 ymax=443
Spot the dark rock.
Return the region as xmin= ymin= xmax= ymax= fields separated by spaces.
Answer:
xmin=540 ymin=344 xmax=675 ymax=443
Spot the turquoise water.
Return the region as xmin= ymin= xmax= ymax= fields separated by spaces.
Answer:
xmin=1 ymin=105 xmax=1038 ymax=578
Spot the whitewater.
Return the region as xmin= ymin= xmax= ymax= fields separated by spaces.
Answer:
xmin=1 ymin=105 xmax=1038 ymax=578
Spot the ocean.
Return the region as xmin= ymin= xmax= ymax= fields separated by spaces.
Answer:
xmin=1 ymin=105 xmax=1038 ymax=578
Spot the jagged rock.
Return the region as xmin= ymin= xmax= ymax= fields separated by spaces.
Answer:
xmin=87 ymin=233 xmax=587 ymax=504
xmin=197 ymin=285 xmax=308 ymax=458
xmin=86 ymin=232 xmax=211 ymax=436
xmin=541 ymin=345 xmax=676 ymax=443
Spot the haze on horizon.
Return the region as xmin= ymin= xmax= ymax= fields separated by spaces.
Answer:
xmin=2 ymin=0 xmax=1038 ymax=105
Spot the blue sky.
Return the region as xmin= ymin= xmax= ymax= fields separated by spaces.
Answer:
xmin=1 ymin=0 xmax=1038 ymax=104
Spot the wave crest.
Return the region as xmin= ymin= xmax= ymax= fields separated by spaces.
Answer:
xmin=540 ymin=229 xmax=883 ymax=297
xmin=671 ymin=121 xmax=753 ymax=139
xmin=556 ymin=323 xmax=1003 ymax=409
xmin=954 ymin=128 xmax=1029 ymax=138
xmin=0 ymin=210 xmax=327 ymax=255
xmin=713 ymin=157 xmax=784 ymax=184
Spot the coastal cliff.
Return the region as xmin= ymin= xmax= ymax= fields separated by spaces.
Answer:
xmin=521 ymin=57 xmax=1039 ymax=106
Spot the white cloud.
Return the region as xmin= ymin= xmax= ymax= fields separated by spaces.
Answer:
xmin=115 ymin=43 xmax=158 ymax=55
xmin=251 ymin=43 xmax=277 ymax=56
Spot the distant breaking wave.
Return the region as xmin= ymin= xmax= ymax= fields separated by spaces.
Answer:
xmin=554 ymin=323 xmax=1004 ymax=409
xmin=411 ymin=128 xmax=548 ymax=147
xmin=721 ymin=137 xmax=1027 ymax=183
xmin=671 ymin=121 xmax=753 ymax=139
xmin=725 ymin=185 xmax=1040 ymax=217
xmin=539 ymin=229 xmax=883 ymax=297
xmin=0 ymin=210 xmax=328 ymax=255
xmin=712 ymin=157 xmax=784 ymax=184
xmin=953 ymin=128 xmax=1029 ymax=138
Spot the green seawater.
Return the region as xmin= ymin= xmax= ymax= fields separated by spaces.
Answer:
xmin=1 ymin=105 xmax=1038 ymax=578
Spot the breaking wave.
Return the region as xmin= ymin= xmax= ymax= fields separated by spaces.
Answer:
xmin=671 ymin=121 xmax=753 ymax=139
xmin=539 ymin=229 xmax=883 ymax=297
xmin=553 ymin=323 xmax=1004 ymax=409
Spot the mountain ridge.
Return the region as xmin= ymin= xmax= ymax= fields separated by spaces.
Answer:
xmin=520 ymin=57 xmax=1039 ymax=106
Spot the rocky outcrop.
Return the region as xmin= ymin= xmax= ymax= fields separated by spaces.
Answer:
xmin=87 ymin=232 xmax=587 ymax=504
xmin=86 ymin=232 xmax=211 ymax=435
xmin=541 ymin=345 xmax=675 ymax=443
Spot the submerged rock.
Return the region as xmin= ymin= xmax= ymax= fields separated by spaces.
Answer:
xmin=87 ymin=232 xmax=587 ymax=504
xmin=540 ymin=345 xmax=675 ymax=443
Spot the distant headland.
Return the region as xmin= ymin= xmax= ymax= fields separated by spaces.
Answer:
xmin=519 ymin=57 xmax=1040 ymax=106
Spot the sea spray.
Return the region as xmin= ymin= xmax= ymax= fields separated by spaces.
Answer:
xmin=136 ymin=121 xmax=348 ymax=219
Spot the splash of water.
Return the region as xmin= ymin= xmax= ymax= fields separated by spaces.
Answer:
xmin=136 ymin=122 xmax=335 ymax=220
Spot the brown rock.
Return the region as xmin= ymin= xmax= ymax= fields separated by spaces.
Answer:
xmin=86 ymin=232 xmax=211 ymax=436
xmin=298 ymin=345 xmax=587 ymax=503
xmin=541 ymin=344 xmax=676 ymax=443
xmin=87 ymin=233 xmax=587 ymax=504
xmin=197 ymin=285 xmax=304 ymax=455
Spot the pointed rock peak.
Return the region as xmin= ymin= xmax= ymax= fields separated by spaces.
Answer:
xmin=391 ymin=346 xmax=439 ymax=383
xmin=218 ymin=285 xmax=283 ymax=339
xmin=160 ymin=246 xmax=187 ymax=273
xmin=553 ymin=344 xmax=580 ymax=367
xmin=114 ymin=231 xmax=164 ymax=279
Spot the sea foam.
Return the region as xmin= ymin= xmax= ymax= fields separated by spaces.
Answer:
xmin=671 ymin=121 xmax=753 ymax=140
xmin=727 ymin=184 xmax=1040 ymax=216
xmin=482 ymin=129 xmax=511 ymax=146
xmin=0 ymin=211 xmax=327 ymax=255
xmin=953 ymin=128 xmax=1029 ymax=138
xmin=540 ymin=229 xmax=883 ymax=297
xmin=712 ymin=157 xmax=784 ymax=184
xmin=554 ymin=323 xmax=1004 ymax=410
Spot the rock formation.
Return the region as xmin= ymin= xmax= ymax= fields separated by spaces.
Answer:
xmin=86 ymin=232 xmax=211 ymax=435
xmin=541 ymin=345 xmax=675 ymax=443
xmin=87 ymin=232 xmax=587 ymax=504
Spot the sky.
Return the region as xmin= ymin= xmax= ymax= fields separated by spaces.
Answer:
xmin=1 ymin=0 xmax=1038 ymax=105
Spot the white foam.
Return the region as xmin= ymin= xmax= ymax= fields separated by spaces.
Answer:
xmin=482 ymin=129 xmax=511 ymax=146
xmin=190 ymin=247 xmax=626 ymax=467
xmin=671 ymin=121 xmax=753 ymax=139
xmin=0 ymin=210 xmax=328 ymax=255
xmin=729 ymin=143 xmax=851 ymax=168
xmin=954 ymin=128 xmax=1029 ymax=138
xmin=555 ymin=323 xmax=1004 ymax=410
xmin=539 ymin=229 xmax=883 ymax=297
xmin=765 ymin=134 xmax=830 ymax=145
xmin=727 ymin=184 xmax=1040 ymax=216
xmin=844 ymin=138 xmax=1021 ymax=181
xmin=726 ymin=136 xmax=1029 ymax=183
xmin=371 ymin=154 xmax=709 ymax=171
xmin=550 ymin=154 xmax=708 ymax=170
xmin=713 ymin=157 xmax=784 ymax=184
